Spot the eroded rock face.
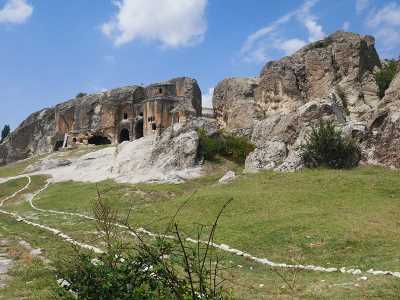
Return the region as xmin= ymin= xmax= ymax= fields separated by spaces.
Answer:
xmin=0 ymin=77 xmax=201 ymax=166
xmin=362 ymin=64 xmax=400 ymax=168
xmin=255 ymin=31 xmax=381 ymax=120
xmin=213 ymin=77 xmax=260 ymax=130
xmin=245 ymin=98 xmax=348 ymax=172
xmin=0 ymin=108 xmax=56 ymax=165
xmin=211 ymin=31 xmax=400 ymax=172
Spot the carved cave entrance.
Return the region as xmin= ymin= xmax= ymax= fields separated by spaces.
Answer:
xmin=119 ymin=128 xmax=130 ymax=143
xmin=135 ymin=119 xmax=144 ymax=139
xmin=88 ymin=135 xmax=112 ymax=145
xmin=53 ymin=141 xmax=64 ymax=151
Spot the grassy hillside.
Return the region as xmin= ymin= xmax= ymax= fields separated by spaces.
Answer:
xmin=0 ymin=163 xmax=400 ymax=299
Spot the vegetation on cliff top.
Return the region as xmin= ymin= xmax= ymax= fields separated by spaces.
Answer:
xmin=375 ymin=60 xmax=398 ymax=99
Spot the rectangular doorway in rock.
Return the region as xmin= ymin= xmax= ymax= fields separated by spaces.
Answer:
xmin=119 ymin=128 xmax=130 ymax=143
xmin=135 ymin=119 xmax=144 ymax=139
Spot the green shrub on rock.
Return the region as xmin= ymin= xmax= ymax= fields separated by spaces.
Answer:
xmin=375 ymin=60 xmax=398 ymax=99
xmin=198 ymin=129 xmax=255 ymax=164
xmin=300 ymin=121 xmax=360 ymax=169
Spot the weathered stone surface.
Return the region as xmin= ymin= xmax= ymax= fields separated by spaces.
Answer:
xmin=361 ymin=64 xmax=400 ymax=168
xmin=218 ymin=171 xmax=236 ymax=184
xmin=255 ymin=31 xmax=381 ymax=120
xmin=0 ymin=77 xmax=201 ymax=166
xmin=212 ymin=31 xmax=400 ymax=172
xmin=151 ymin=123 xmax=200 ymax=171
xmin=25 ymin=158 xmax=72 ymax=173
xmin=151 ymin=117 xmax=217 ymax=170
xmin=245 ymin=98 xmax=348 ymax=172
xmin=213 ymin=77 xmax=260 ymax=130
xmin=245 ymin=141 xmax=287 ymax=171
xmin=168 ymin=77 xmax=202 ymax=117
xmin=0 ymin=107 xmax=56 ymax=165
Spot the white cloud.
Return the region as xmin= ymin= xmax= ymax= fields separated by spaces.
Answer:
xmin=303 ymin=18 xmax=325 ymax=42
xmin=368 ymin=3 xmax=400 ymax=27
xmin=367 ymin=2 xmax=400 ymax=57
xmin=342 ymin=21 xmax=350 ymax=31
xmin=356 ymin=0 xmax=369 ymax=14
xmin=102 ymin=0 xmax=207 ymax=48
xmin=280 ymin=39 xmax=307 ymax=55
xmin=202 ymin=87 xmax=214 ymax=108
xmin=240 ymin=0 xmax=325 ymax=63
xmin=0 ymin=0 xmax=33 ymax=24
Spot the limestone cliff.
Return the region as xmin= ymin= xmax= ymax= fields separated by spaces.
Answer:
xmin=212 ymin=31 xmax=400 ymax=171
xmin=0 ymin=77 xmax=202 ymax=165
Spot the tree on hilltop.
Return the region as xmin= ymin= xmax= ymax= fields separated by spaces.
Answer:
xmin=1 ymin=125 xmax=10 ymax=143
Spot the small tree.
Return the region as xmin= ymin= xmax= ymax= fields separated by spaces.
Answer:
xmin=300 ymin=121 xmax=360 ymax=169
xmin=375 ymin=60 xmax=398 ymax=98
xmin=1 ymin=125 xmax=10 ymax=143
xmin=76 ymin=92 xmax=87 ymax=98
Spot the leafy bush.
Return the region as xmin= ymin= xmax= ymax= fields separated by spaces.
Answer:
xmin=375 ymin=60 xmax=398 ymax=99
xmin=299 ymin=121 xmax=360 ymax=169
xmin=198 ymin=129 xmax=255 ymax=164
xmin=76 ymin=92 xmax=87 ymax=98
xmin=56 ymin=193 xmax=234 ymax=300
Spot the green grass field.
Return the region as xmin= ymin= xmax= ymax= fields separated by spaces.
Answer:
xmin=1 ymin=160 xmax=400 ymax=299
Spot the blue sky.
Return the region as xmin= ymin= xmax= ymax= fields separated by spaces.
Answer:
xmin=1 ymin=0 xmax=399 ymax=130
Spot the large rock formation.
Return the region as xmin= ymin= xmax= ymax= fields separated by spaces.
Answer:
xmin=255 ymin=31 xmax=381 ymax=120
xmin=362 ymin=62 xmax=400 ymax=168
xmin=212 ymin=31 xmax=400 ymax=172
xmin=0 ymin=77 xmax=202 ymax=166
xmin=213 ymin=77 xmax=260 ymax=130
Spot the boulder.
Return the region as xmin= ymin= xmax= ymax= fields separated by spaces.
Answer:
xmin=218 ymin=171 xmax=236 ymax=184
xmin=245 ymin=141 xmax=287 ymax=171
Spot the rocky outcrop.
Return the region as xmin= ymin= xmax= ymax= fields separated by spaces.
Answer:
xmin=245 ymin=97 xmax=348 ymax=172
xmin=151 ymin=117 xmax=218 ymax=170
xmin=255 ymin=31 xmax=381 ymax=120
xmin=0 ymin=77 xmax=201 ymax=166
xmin=362 ymin=64 xmax=400 ymax=168
xmin=0 ymin=108 xmax=56 ymax=165
xmin=210 ymin=31 xmax=400 ymax=172
xmin=213 ymin=77 xmax=260 ymax=130
xmin=212 ymin=32 xmax=382 ymax=145
xmin=168 ymin=77 xmax=202 ymax=117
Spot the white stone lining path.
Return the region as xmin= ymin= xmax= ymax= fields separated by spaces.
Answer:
xmin=1 ymin=175 xmax=400 ymax=279
xmin=0 ymin=176 xmax=103 ymax=254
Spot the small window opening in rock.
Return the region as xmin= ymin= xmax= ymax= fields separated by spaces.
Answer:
xmin=123 ymin=112 xmax=128 ymax=120
xmin=88 ymin=135 xmax=112 ymax=146
xmin=152 ymin=123 xmax=157 ymax=131
xmin=158 ymin=88 xmax=162 ymax=94
xmin=72 ymin=138 xmax=77 ymax=143
xmin=79 ymin=138 xmax=83 ymax=143
xmin=119 ymin=128 xmax=130 ymax=143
